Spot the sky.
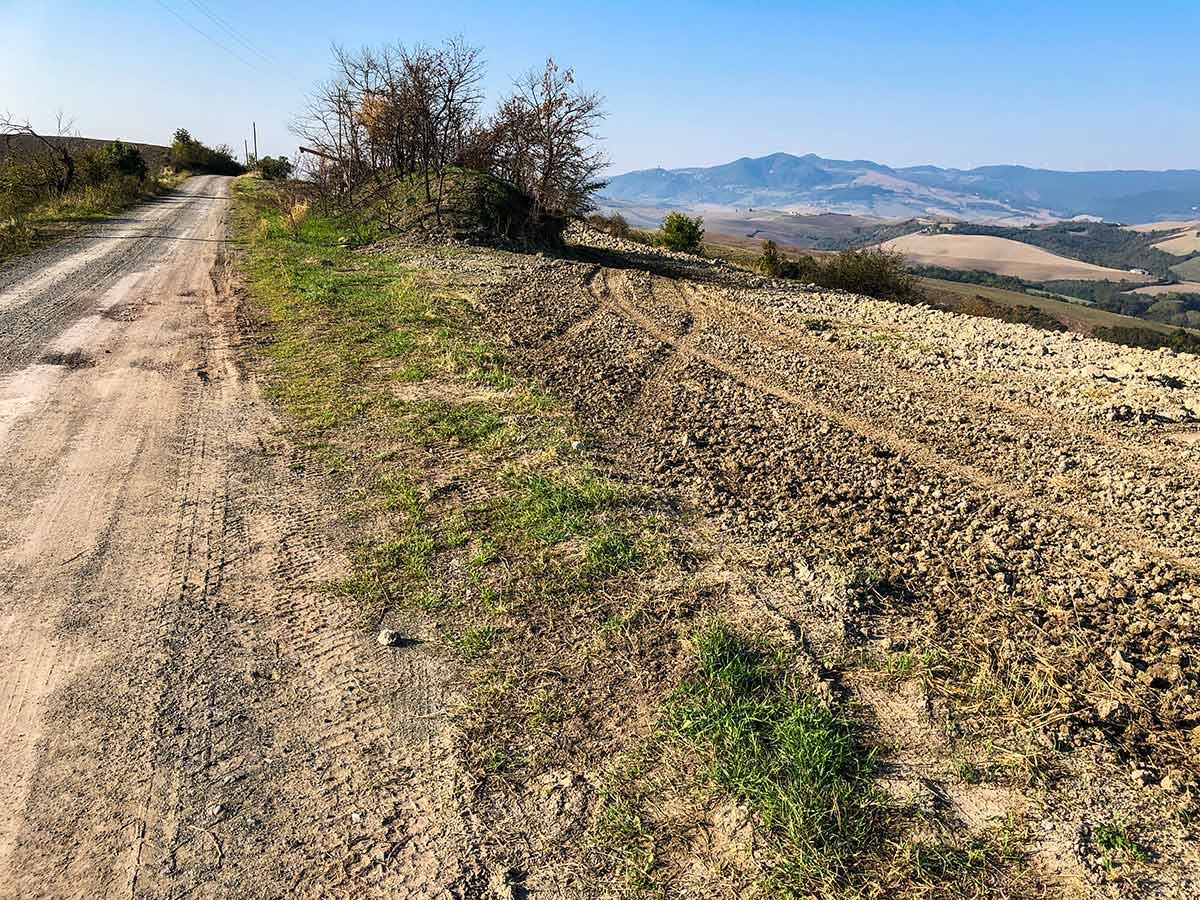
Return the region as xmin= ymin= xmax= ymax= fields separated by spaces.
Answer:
xmin=2 ymin=0 xmax=1198 ymax=175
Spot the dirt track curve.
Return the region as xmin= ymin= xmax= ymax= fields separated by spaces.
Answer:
xmin=0 ymin=177 xmax=475 ymax=898
xmin=443 ymin=235 xmax=1200 ymax=777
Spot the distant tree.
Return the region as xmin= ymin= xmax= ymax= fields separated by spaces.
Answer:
xmin=758 ymin=238 xmax=784 ymax=276
xmin=257 ymin=156 xmax=294 ymax=180
xmin=659 ymin=212 xmax=704 ymax=253
xmin=169 ymin=129 xmax=244 ymax=175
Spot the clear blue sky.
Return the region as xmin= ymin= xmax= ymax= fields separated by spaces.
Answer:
xmin=2 ymin=0 xmax=1197 ymax=174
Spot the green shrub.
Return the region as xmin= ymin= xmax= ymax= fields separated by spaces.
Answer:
xmin=659 ymin=212 xmax=704 ymax=253
xmin=758 ymin=239 xmax=784 ymax=277
xmin=104 ymin=141 xmax=148 ymax=179
xmin=257 ymin=156 xmax=294 ymax=181
xmin=77 ymin=141 xmax=148 ymax=187
xmin=169 ymin=128 xmax=244 ymax=176
xmin=0 ymin=160 xmax=42 ymax=216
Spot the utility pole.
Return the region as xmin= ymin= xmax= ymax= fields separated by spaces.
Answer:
xmin=252 ymin=122 xmax=258 ymax=164
xmin=244 ymin=139 xmax=250 ymax=165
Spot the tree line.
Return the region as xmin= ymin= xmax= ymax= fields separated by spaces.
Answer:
xmin=293 ymin=37 xmax=607 ymax=223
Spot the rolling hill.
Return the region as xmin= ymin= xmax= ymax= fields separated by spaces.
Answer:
xmin=0 ymin=134 xmax=170 ymax=174
xmin=880 ymin=233 xmax=1152 ymax=282
xmin=601 ymin=152 xmax=1200 ymax=223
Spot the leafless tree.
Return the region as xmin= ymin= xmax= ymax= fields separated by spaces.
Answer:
xmin=0 ymin=110 xmax=78 ymax=196
xmin=496 ymin=59 xmax=607 ymax=220
xmin=292 ymin=40 xmax=606 ymax=225
xmin=430 ymin=37 xmax=484 ymax=216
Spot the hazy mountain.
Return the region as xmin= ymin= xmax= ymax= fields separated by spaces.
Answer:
xmin=600 ymin=152 xmax=1200 ymax=223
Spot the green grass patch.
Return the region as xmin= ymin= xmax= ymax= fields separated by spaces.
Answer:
xmin=1093 ymin=819 xmax=1149 ymax=872
xmin=492 ymin=470 xmax=623 ymax=545
xmin=592 ymin=795 xmax=660 ymax=897
xmin=583 ymin=527 xmax=643 ymax=579
xmin=667 ymin=624 xmax=883 ymax=890
xmin=451 ymin=626 xmax=500 ymax=659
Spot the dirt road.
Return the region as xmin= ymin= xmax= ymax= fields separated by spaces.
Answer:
xmin=0 ymin=177 xmax=473 ymax=898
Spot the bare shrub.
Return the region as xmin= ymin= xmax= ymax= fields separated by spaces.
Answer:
xmin=587 ymin=211 xmax=631 ymax=239
xmin=492 ymin=58 xmax=607 ymax=221
xmin=293 ymin=41 xmax=606 ymax=228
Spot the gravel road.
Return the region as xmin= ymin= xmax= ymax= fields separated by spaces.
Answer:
xmin=0 ymin=178 xmax=473 ymax=898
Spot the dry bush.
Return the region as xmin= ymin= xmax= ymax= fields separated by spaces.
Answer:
xmin=294 ymin=42 xmax=606 ymax=225
xmin=587 ymin=211 xmax=631 ymax=239
xmin=286 ymin=200 xmax=311 ymax=235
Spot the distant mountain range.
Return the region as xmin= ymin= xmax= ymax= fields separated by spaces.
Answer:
xmin=600 ymin=152 xmax=1200 ymax=223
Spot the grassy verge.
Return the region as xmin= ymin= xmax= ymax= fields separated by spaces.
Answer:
xmin=231 ymin=177 xmax=1037 ymax=898
xmin=594 ymin=623 xmax=1028 ymax=899
xmin=0 ymin=168 xmax=190 ymax=263
xmin=232 ymin=176 xmax=675 ymax=780
xmin=669 ymin=624 xmax=883 ymax=886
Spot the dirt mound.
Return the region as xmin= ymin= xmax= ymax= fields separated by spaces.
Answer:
xmin=0 ymin=134 xmax=170 ymax=174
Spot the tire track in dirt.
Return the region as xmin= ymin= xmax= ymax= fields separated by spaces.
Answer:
xmin=0 ymin=181 xmax=480 ymax=898
xmin=0 ymin=193 xmax=219 ymax=377
xmin=592 ymin=268 xmax=1200 ymax=576
xmin=679 ymin=279 xmax=1200 ymax=549
xmin=484 ymin=250 xmax=1191 ymax=766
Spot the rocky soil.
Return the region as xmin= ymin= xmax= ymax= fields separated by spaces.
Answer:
xmin=402 ymin=224 xmax=1200 ymax=897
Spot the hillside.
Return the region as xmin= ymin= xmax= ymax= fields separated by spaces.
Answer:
xmin=0 ymin=134 xmax=171 ymax=173
xmin=881 ymin=233 xmax=1153 ymax=282
xmin=602 ymin=152 xmax=1200 ymax=223
xmin=224 ymin=186 xmax=1200 ymax=895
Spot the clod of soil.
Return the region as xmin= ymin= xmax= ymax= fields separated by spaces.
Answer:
xmin=39 ymin=349 xmax=95 ymax=369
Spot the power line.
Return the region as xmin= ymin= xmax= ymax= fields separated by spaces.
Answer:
xmin=155 ymin=0 xmax=266 ymax=74
xmin=185 ymin=0 xmax=279 ymax=66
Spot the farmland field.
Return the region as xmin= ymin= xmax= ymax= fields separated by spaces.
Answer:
xmin=881 ymin=232 xmax=1152 ymax=282
xmin=1124 ymin=219 xmax=1200 ymax=233
xmin=917 ymin=275 xmax=1192 ymax=334
xmin=1152 ymin=230 xmax=1200 ymax=255
xmin=1173 ymin=256 xmax=1200 ymax=280
xmin=1129 ymin=280 xmax=1200 ymax=296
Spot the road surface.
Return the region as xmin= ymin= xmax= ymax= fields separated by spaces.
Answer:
xmin=0 ymin=177 xmax=472 ymax=898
